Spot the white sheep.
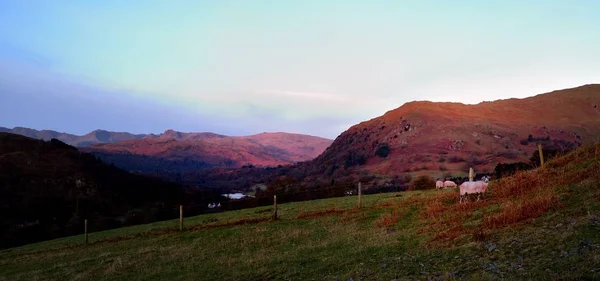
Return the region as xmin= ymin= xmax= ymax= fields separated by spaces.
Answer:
xmin=459 ymin=177 xmax=489 ymax=203
xmin=443 ymin=180 xmax=457 ymax=188
xmin=436 ymin=180 xmax=444 ymax=189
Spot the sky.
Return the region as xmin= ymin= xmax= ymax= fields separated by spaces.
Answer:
xmin=1 ymin=0 xmax=599 ymax=139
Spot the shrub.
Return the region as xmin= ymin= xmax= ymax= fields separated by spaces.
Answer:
xmin=529 ymin=143 xmax=578 ymax=166
xmin=375 ymin=144 xmax=390 ymax=158
xmin=448 ymin=156 xmax=465 ymax=163
xmin=519 ymin=139 xmax=529 ymax=145
xmin=438 ymin=157 xmax=446 ymax=163
xmin=495 ymin=150 xmax=519 ymax=159
xmin=344 ymin=152 xmax=367 ymax=168
xmin=410 ymin=175 xmax=435 ymax=191
xmin=439 ymin=164 xmax=447 ymax=171
xmin=494 ymin=162 xmax=534 ymax=178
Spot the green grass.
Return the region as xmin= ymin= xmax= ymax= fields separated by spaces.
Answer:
xmin=1 ymin=145 xmax=600 ymax=280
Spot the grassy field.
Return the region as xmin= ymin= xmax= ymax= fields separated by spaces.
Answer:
xmin=1 ymin=144 xmax=600 ymax=280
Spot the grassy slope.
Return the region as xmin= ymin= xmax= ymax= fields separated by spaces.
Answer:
xmin=1 ymin=144 xmax=600 ymax=280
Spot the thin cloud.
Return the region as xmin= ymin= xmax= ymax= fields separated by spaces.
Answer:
xmin=256 ymin=90 xmax=349 ymax=102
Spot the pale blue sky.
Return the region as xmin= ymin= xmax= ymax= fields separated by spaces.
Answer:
xmin=1 ymin=1 xmax=599 ymax=138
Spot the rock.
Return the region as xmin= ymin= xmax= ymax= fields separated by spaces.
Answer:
xmin=569 ymin=218 xmax=577 ymax=225
xmin=380 ymin=264 xmax=387 ymax=268
xmin=487 ymin=244 xmax=497 ymax=252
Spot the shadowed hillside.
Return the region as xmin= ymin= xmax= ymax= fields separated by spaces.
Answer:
xmin=0 ymin=133 xmax=223 ymax=248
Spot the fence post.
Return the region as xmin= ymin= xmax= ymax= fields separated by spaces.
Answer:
xmin=272 ymin=195 xmax=278 ymax=220
xmin=84 ymin=219 xmax=88 ymax=244
xmin=358 ymin=182 xmax=362 ymax=208
xmin=469 ymin=167 xmax=474 ymax=182
xmin=179 ymin=205 xmax=183 ymax=231
xmin=538 ymin=143 xmax=545 ymax=167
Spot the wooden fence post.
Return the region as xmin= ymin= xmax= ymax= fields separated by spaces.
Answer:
xmin=272 ymin=195 xmax=278 ymax=220
xmin=358 ymin=182 xmax=362 ymax=208
xmin=84 ymin=219 xmax=88 ymax=244
xmin=179 ymin=205 xmax=183 ymax=231
xmin=469 ymin=167 xmax=474 ymax=182
xmin=538 ymin=143 xmax=545 ymax=167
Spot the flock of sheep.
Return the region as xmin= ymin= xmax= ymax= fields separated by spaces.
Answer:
xmin=436 ymin=176 xmax=490 ymax=204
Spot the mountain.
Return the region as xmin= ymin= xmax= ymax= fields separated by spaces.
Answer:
xmin=0 ymin=133 xmax=222 ymax=248
xmin=145 ymin=129 xmax=227 ymax=141
xmin=305 ymin=84 xmax=600 ymax=179
xmin=82 ymin=131 xmax=333 ymax=172
xmin=0 ymin=127 xmax=146 ymax=147
xmin=0 ymin=126 xmax=333 ymax=170
xmin=195 ymin=84 xmax=600 ymax=190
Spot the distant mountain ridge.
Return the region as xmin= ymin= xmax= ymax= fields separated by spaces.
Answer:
xmin=0 ymin=127 xmax=146 ymax=147
xmin=0 ymin=127 xmax=331 ymax=150
xmin=83 ymin=132 xmax=333 ymax=170
xmin=0 ymin=127 xmax=332 ymax=174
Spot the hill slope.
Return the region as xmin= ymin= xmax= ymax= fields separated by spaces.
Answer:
xmin=305 ymin=84 xmax=600 ymax=180
xmin=83 ymin=132 xmax=333 ymax=173
xmin=0 ymin=133 xmax=222 ymax=248
xmin=1 ymin=142 xmax=599 ymax=280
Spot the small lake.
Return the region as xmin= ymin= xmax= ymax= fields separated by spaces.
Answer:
xmin=221 ymin=193 xmax=246 ymax=199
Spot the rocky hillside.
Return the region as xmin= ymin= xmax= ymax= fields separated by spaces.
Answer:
xmin=303 ymin=84 xmax=600 ymax=182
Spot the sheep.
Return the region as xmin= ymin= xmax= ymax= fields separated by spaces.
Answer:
xmin=459 ymin=178 xmax=489 ymax=203
xmin=436 ymin=180 xmax=444 ymax=189
xmin=443 ymin=180 xmax=457 ymax=188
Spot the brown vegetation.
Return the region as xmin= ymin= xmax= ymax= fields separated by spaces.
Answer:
xmin=419 ymin=142 xmax=600 ymax=245
xmin=484 ymin=192 xmax=558 ymax=228
xmin=373 ymin=210 xmax=400 ymax=228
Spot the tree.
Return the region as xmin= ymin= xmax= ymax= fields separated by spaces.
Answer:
xmin=375 ymin=144 xmax=390 ymax=158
